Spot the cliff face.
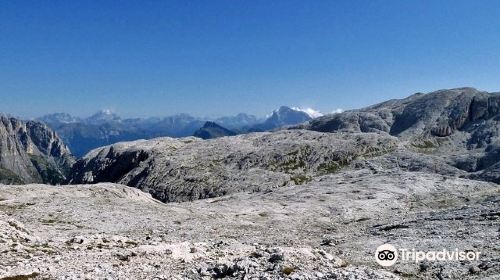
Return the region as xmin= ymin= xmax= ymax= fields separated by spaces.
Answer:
xmin=0 ymin=115 xmax=74 ymax=184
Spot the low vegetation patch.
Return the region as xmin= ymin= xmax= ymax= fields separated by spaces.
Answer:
xmin=412 ymin=140 xmax=436 ymax=149
xmin=0 ymin=167 xmax=25 ymax=184
xmin=290 ymin=174 xmax=311 ymax=185
xmin=281 ymin=158 xmax=306 ymax=171
xmin=318 ymin=161 xmax=341 ymax=174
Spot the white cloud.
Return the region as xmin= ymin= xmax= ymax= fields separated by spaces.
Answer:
xmin=101 ymin=108 xmax=114 ymax=115
xmin=332 ymin=108 xmax=343 ymax=114
xmin=292 ymin=107 xmax=324 ymax=118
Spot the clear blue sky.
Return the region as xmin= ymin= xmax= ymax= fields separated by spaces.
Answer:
xmin=2 ymin=0 xmax=500 ymax=118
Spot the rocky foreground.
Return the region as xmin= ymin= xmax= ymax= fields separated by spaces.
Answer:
xmin=1 ymin=170 xmax=499 ymax=279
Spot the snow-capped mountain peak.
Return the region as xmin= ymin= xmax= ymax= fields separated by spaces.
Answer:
xmin=86 ymin=109 xmax=121 ymax=124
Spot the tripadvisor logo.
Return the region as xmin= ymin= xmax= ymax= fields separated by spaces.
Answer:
xmin=375 ymin=244 xmax=481 ymax=267
xmin=375 ymin=244 xmax=398 ymax=267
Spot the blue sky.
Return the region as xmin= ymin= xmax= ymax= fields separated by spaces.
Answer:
xmin=1 ymin=0 xmax=500 ymax=118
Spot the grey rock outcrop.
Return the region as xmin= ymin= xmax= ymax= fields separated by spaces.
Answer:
xmin=299 ymin=88 xmax=500 ymax=183
xmin=69 ymin=130 xmax=398 ymax=202
xmin=0 ymin=115 xmax=74 ymax=184
xmin=302 ymin=88 xmax=499 ymax=138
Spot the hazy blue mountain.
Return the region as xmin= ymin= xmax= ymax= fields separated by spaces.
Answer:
xmin=38 ymin=106 xmax=320 ymax=157
xmin=38 ymin=113 xmax=81 ymax=125
xmin=139 ymin=114 xmax=206 ymax=138
xmin=193 ymin=121 xmax=237 ymax=139
xmin=38 ymin=113 xmax=206 ymax=157
xmin=48 ymin=122 xmax=146 ymax=158
xmin=214 ymin=113 xmax=262 ymax=130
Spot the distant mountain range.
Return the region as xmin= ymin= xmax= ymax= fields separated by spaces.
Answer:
xmin=37 ymin=106 xmax=321 ymax=157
